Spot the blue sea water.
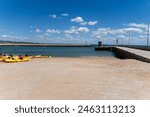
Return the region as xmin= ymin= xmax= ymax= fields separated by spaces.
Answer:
xmin=0 ymin=46 xmax=115 ymax=57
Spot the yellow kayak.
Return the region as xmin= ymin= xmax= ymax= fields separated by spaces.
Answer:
xmin=4 ymin=56 xmax=30 ymax=63
xmin=15 ymin=57 xmax=30 ymax=62
xmin=4 ymin=58 xmax=17 ymax=63
xmin=0 ymin=58 xmax=3 ymax=62
xmin=22 ymin=57 xmax=30 ymax=62
xmin=0 ymin=56 xmax=9 ymax=62
xmin=33 ymin=55 xmax=50 ymax=58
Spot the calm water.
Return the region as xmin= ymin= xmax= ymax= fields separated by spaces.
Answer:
xmin=0 ymin=46 xmax=115 ymax=57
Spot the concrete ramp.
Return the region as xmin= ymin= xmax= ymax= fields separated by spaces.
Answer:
xmin=113 ymin=47 xmax=150 ymax=63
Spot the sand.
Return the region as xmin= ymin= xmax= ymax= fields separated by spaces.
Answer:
xmin=0 ymin=57 xmax=150 ymax=100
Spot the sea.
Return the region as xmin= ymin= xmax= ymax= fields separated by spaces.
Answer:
xmin=0 ymin=45 xmax=115 ymax=57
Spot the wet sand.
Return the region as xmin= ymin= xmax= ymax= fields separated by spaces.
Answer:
xmin=0 ymin=57 xmax=150 ymax=100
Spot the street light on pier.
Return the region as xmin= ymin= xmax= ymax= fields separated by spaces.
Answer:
xmin=128 ymin=31 xmax=131 ymax=45
xmin=140 ymin=21 xmax=149 ymax=46
xmin=146 ymin=23 xmax=149 ymax=46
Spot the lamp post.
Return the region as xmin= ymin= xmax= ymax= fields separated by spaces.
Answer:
xmin=146 ymin=23 xmax=149 ymax=46
xmin=128 ymin=31 xmax=131 ymax=45
xmin=116 ymin=38 xmax=119 ymax=45
xmin=141 ymin=21 xmax=149 ymax=46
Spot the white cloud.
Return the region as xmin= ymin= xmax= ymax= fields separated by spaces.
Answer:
xmin=88 ymin=21 xmax=98 ymax=26
xmin=128 ymin=23 xmax=147 ymax=29
xmin=79 ymin=21 xmax=98 ymax=26
xmin=120 ymin=28 xmax=143 ymax=33
xmin=92 ymin=28 xmax=111 ymax=36
xmin=65 ymin=34 xmax=73 ymax=39
xmin=70 ymin=26 xmax=77 ymax=29
xmin=61 ymin=13 xmax=69 ymax=16
xmin=49 ymin=14 xmax=57 ymax=18
xmin=139 ymin=35 xmax=146 ymax=38
xmin=0 ymin=34 xmax=30 ymax=42
xmin=1 ymin=34 xmax=11 ymax=38
xmin=71 ymin=16 xmax=98 ymax=26
xmin=93 ymin=27 xmax=143 ymax=37
xmin=80 ymin=22 xmax=88 ymax=25
xmin=112 ymin=28 xmax=143 ymax=34
xmin=64 ymin=27 xmax=90 ymax=34
xmin=64 ymin=28 xmax=79 ymax=34
xmin=49 ymin=13 xmax=69 ymax=19
xmin=92 ymin=27 xmax=144 ymax=41
xmin=77 ymin=27 xmax=90 ymax=33
xmin=71 ymin=17 xmax=84 ymax=23
xmin=95 ymin=35 xmax=102 ymax=39
xmin=46 ymin=29 xmax=60 ymax=34
xmin=29 ymin=25 xmax=34 ymax=28
xmin=116 ymin=35 xmax=126 ymax=38
xmin=35 ymin=29 xmax=42 ymax=33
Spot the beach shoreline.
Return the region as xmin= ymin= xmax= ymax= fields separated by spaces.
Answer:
xmin=0 ymin=57 xmax=150 ymax=100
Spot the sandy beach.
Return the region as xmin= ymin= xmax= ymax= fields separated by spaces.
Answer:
xmin=0 ymin=57 xmax=150 ymax=100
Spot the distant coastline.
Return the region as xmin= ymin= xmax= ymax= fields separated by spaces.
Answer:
xmin=0 ymin=41 xmax=93 ymax=47
xmin=0 ymin=43 xmax=92 ymax=47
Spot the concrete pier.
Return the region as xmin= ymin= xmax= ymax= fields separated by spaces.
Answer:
xmin=118 ymin=45 xmax=150 ymax=51
xmin=113 ymin=47 xmax=150 ymax=63
xmin=95 ymin=46 xmax=150 ymax=63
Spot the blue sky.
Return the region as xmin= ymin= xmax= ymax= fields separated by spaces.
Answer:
xmin=0 ymin=0 xmax=150 ymax=44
